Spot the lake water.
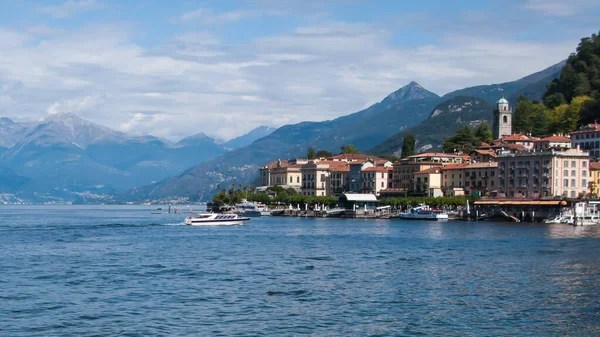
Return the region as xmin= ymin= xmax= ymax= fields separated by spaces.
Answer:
xmin=1 ymin=205 xmax=599 ymax=336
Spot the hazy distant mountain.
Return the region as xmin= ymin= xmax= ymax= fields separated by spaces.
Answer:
xmin=442 ymin=60 xmax=565 ymax=104
xmin=369 ymin=61 xmax=565 ymax=156
xmin=123 ymin=81 xmax=442 ymax=201
xmin=370 ymin=96 xmax=494 ymax=155
xmin=0 ymin=117 xmax=34 ymax=149
xmin=0 ymin=166 xmax=30 ymax=193
xmin=0 ymin=113 xmax=227 ymax=201
xmin=224 ymin=126 xmax=276 ymax=149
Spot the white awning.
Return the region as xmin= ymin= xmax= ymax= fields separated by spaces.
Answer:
xmin=342 ymin=193 xmax=378 ymax=202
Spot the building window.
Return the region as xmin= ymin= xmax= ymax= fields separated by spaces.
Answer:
xmin=583 ymin=170 xmax=587 ymax=177
xmin=572 ymin=161 xmax=577 ymax=168
xmin=564 ymin=170 xmax=568 ymax=176
xmin=572 ymin=170 xmax=576 ymax=176
xmin=503 ymin=115 xmax=507 ymax=123
xmin=564 ymin=179 xmax=569 ymax=187
xmin=571 ymin=191 xmax=576 ymax=198
xmin=572 ymin=179 xmax=576 ymax=187
xmin=564 ymin=160 xmax=568 ymax=167
xmin=583 ymin=179 xmax=587 ymax=187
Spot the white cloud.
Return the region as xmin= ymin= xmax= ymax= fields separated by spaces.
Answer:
xmin=27 ymin=25 xmax=65 ymax=37
xmin=46 ymin=95 xmax=105 ymax=115
xmin=0 ymin=16 xmax=581 ymax=141
xmin=522 ymin=0 xmax=598 ymax=16
xmin=40 ymin=0 xmax=101 ymax=19
xmin=179 ymin=8 xmax=253 ymax=24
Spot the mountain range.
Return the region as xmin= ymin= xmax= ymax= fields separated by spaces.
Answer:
xmin=369 ymin=60 xmax=566 ymax=156
xmin=0 ymin=114 xmax=274 ymax=202
xmin=1 ymin=59 xmax=566 ymax=203
xmin=124 ymin=60 xmax=566 ymax=202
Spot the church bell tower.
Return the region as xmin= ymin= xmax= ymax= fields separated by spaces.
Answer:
xmin=492 ymin=94 xmax=512 ymax=140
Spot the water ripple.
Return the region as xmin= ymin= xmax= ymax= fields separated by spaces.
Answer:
xmin=0 ymin=205 xmax=599 ymax=336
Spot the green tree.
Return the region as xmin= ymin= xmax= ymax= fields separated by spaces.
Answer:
xmin=548 ymin=104 xmax=570 ymax=133
xmin=474 ymin=122 xmax=493 ymax=144
xmin=442 ymin=127 xmax=479 ymax=153
xmin=542 ymin=31 xmax=600 ymax=123
xmin=543 ymin=92 xmax=567 ymax=109
xmin=530 ymin=104 xmax=550 ymax=137
xmin=213 ymin=190 xmax=231 ymax=206
xmin=513 ymin=96 xmax=534 ymax=133
xmin=340 ymin=144 xmax=360 ymax=154
xmin=307 ymin=147 xmax=316 ymax=159
xmin=316 ymin=150 xmax=333 ymax=158
xmin=400 ymin=134 xmax=416 ymax=158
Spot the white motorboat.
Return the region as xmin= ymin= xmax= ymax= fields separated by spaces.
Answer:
xmin=396 ymin=205 xmax=449 ymax=220
xmin=185 ymin=213 xmax=250 ymax=226
xmin=543 ymin=216 xmax=564 ymax=224
xmin=234 ymin=200 xmax=268 ymax=217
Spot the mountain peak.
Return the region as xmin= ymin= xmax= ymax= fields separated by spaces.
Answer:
xmin=0 ymin=117 xmax=15 ymax=125
xmin=224 ymin=125 xmax=277 ymax=149
xmin=45 ymin=112 xmax=86 ymax=122
xmin=176 ymin=132 xmax=222 ymax=147
xmin=382 ymin=81 xmax=439 ymax=103
xmin=408 ymin=81 xmax=422 ymax=88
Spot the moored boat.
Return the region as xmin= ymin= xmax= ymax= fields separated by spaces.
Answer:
xmin=234 ymin=199 xmax=269 ymax=217
xmin=395 ymin=205 xmax=449 ymax=220
xmin=185 ymin=213 xmax=250 ymax=226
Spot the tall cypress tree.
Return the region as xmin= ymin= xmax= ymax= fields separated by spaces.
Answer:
xmin=401 ymin=134 xmax=416 ymax=158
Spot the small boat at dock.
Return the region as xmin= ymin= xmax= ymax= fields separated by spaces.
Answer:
xmin=394 ymin=205 xmax=449 ymax=220
xmin=185 ymin=213 xmax=250 ymax=226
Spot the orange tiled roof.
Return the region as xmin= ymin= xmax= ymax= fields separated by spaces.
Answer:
xmin=589 ymin=162 xmax=600 ymax=170
xmin=328 ymin=154 xmax=383 ymax=161
xmin=405 ymin=152 xmax=462 ymax=159
xmin=441 ymin=163 xmax=468 ymax=170
xmin=472 ymin=149 xmax=498 ymax=157
xmin=310 ymin=160 xmax=350 ymax=172
xmin=501 ymin=133 xmax=540 ymax=142
xmin=535 ymin=135 xmax=571 ymax=142
xmin=261 ymin=160 xmax=289 ymax=169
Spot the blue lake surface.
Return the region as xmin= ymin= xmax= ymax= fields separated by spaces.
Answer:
xmin=1 ymin=205 xmax=599 ymax=336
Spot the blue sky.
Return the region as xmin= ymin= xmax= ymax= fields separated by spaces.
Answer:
xmin=0 ymin=0 xmax=598 ymax=140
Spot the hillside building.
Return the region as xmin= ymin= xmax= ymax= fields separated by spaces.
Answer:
xmin=589 ymin=162 xmax=600 ymax=195
xmin=496 ymin=147 xmax=590 ymax=199
xmin=533 ymin=135 xmax=572 ymax=151
xmin=361 ymin=166 xmax=393 ymax=196
xmin=570 ymin=123 xmax=600 ymax=159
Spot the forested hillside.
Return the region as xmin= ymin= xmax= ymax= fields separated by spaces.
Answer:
xmin=513 ymin=31 xmax=600 ymax=135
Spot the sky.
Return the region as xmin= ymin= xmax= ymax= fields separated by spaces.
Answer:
xmin=0 ymin=0 xmax=598 ymax=141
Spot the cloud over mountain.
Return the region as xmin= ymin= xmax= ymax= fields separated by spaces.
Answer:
xmin=0 ymin=1 xmax=597 ymax=142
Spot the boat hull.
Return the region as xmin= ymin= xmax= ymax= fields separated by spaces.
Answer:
xmin=184 ymin=214 xmax=250 ymax=226
xmin=185 ymin=219 xmax=248 ymax=226
xmin=236 ymin=210 xmax=261 ymax=217
xmin=396 ymin=214 xmax=448 ymax=220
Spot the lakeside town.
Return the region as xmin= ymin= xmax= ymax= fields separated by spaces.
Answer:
xmin=248 ymin=96 xmax=600 ymax=223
